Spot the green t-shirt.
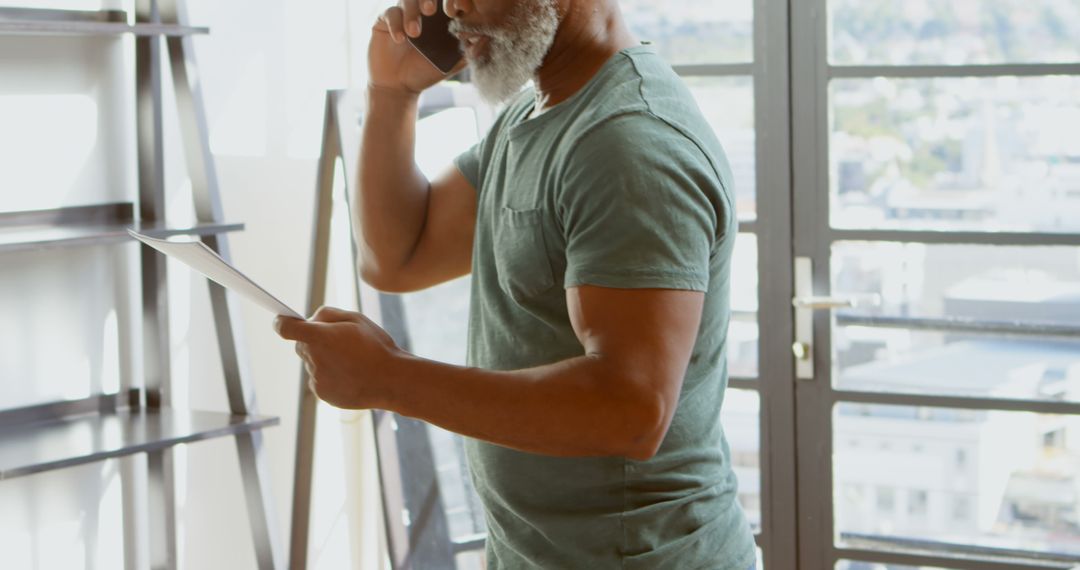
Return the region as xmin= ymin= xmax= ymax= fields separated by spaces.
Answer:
xmin=453 ymin=45 xmax=755 ymax=569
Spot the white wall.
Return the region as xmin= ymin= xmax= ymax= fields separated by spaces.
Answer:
xmin=0 ymin=0 xmax=387 ymax=568
xmin=0 ymin=0 xmax=137 ymax=566
xmin=167 ymin=0 xmax=388 ymax=568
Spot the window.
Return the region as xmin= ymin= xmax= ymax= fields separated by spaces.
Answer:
xmin=810 ymin=1 xmax=1080 ymax=567
xmin=619 ymin=0 xmax=754 ymax=65
xmin=876 ymin=487 xmax=896 ymax=513
xmin=358 ymin=1 xmax=1080 ymax=569
xmin=908 ymin=490 xmax=929 ymax=517
xmin=952 ymin=495 xmax=972 ymax=522
xmin=1043 ymin=428 xmax=1065 ymax=449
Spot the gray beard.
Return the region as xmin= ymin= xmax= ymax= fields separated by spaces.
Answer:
xmin=449 ymin=0 xmax=560 ymax=105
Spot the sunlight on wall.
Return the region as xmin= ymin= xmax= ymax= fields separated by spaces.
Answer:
xmin=100 ymin=310 xmax=120 ymax=394
xmin=0 ymin=460 xmax=124 ymax=570
xmin=0 ymin=0 xmax=100 ymax=9
xmin=415 ymin=107 xmax=480 ymax=179
xmin=93 ymin=470 xmax=125 ymax=569
xmin=284 ymin=0 xmax=350 ymax=159
xmin=0 ymin=95 xmax=98 ymax=212
xmin=38 ymin=521 xmax=85 ymax=568
xmin=0 ymin=247 xmax=127 ymax=407
xmin=208 ymin=53 xmax=269 ymax=158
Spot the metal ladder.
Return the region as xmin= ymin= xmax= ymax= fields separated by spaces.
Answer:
xmin=0 ymin=2 xmax=283 ymax=568
xmin=290 ymin=84 xmax=493 ymax=570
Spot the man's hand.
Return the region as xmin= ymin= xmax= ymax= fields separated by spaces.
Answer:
xmin=370 ymin=0 xmax=467 ymax=95
xmin=274 ymin=306 xmax=401 ymax=410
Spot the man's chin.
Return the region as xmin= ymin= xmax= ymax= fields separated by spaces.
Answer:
xmin=469 ymin=67 xmax=524 ymax=105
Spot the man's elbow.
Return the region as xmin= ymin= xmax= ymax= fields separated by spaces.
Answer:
xmin=619 ymin=396 xmax=672 ymax=462
xmin=358 ymin=262 xmax=416 ymax=294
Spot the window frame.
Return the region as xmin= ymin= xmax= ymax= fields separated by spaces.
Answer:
xmin=790 ymin=0 xmax=1080 ymax=568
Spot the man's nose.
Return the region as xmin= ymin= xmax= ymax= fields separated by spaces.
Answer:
xmin=444 ymin=0 xmax=472 ymax=18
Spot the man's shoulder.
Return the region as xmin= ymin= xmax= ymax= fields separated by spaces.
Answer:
xmin=558 ymin=49 xmax=669 ymax=133
xmin=563 ymin=108 xmax=725 ymax=188
xmin=560 ymin=49 xmax=720 ymax=158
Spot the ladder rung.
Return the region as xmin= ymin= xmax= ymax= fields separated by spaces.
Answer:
xmin=0 ymin=7 xmax=208 ymax=37
xmin=0 ymin=392 xmax=279 ymax=481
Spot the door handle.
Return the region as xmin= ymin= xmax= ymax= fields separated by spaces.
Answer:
xmin=791 ymin=258 xmax=881 ymax=380
xmin=792 ymin=294 xmax=882 ymax=311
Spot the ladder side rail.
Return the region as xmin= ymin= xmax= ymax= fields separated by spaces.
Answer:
xmin=135 ymin=0 xmax=177 ymax=568
xmin=158 ymin=0 xmax=284 ymax=567
xmin=289 ymin=92 xmax=342 ymax=570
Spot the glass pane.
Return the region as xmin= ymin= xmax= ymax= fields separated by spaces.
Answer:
xmin=722 ymin=388 xmax=761 ymax=532
xmin=416 ymin=105 xmax=480 ymax=181
xmin=731 ymin=233 xmax=758 ymax=314
xmin=830 ymin=76 xmax=1080 ymax=233
xmin=837 ymin=562 xmax=955 ymax=570
xmin=687 ymin=77 xmax=757 ymax=221
xmin=402 ymin=278 xmax=489 ymax=546
xmin=834 ymin=403 xmax=1080 ymax=559
xmin=402 ymin=277 xmax=471 ymax=366
xmin=829 ymin=0 xmax=1080 ymax=65
xmin=836 ymin=326 xmax=1080 ymax=402
xmin=455 ymin=550 xmax=485 ymax=570
xmin=728 ymin=318 xmax=759 ymax=379
xmin=729 ymin=233 xmax=759 ymax=378
xmin=621 ymin=0 xmax=753 ymax=65
xmin=831 ymin=242 xmax=1080 ymax=322
xmin=430 ymin=424 xmax=488 ymax=543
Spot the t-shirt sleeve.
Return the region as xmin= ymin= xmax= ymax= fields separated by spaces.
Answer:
xmin=558 ymin=113 xmax=727 ymax=292
xmin=454 ymin=142 xmax=483 ymax=190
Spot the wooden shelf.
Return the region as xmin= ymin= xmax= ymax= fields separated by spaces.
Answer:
xmin=0 ymin=7 xmax=207 ymax=37
xmin=0 ymin=391 xmax=279 ymax=481
xmin=0 ymin=202 xmax=243 ymax=253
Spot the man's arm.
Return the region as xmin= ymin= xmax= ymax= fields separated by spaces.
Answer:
xmin=392 ymin=286 xmax=703 ymax=459
xmin=357 ymin=3 xmax=475 ymax=293
xmin=276 ymin=285 xmax=703 ymax=460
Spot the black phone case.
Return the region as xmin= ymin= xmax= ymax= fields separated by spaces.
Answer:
xmin=407 ymin=0 xmax=463 ymax=74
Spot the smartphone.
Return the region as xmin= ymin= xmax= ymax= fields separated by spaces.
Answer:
xmin=406 ymin=0 xmax=463 ymax=75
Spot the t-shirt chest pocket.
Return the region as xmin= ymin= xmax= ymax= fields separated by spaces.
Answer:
xmin=492 ymin=207 xmax=556 ymax=302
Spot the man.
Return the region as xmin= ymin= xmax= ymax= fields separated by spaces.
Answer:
xmin=275 ymin=0 xmax=756 ymax=567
